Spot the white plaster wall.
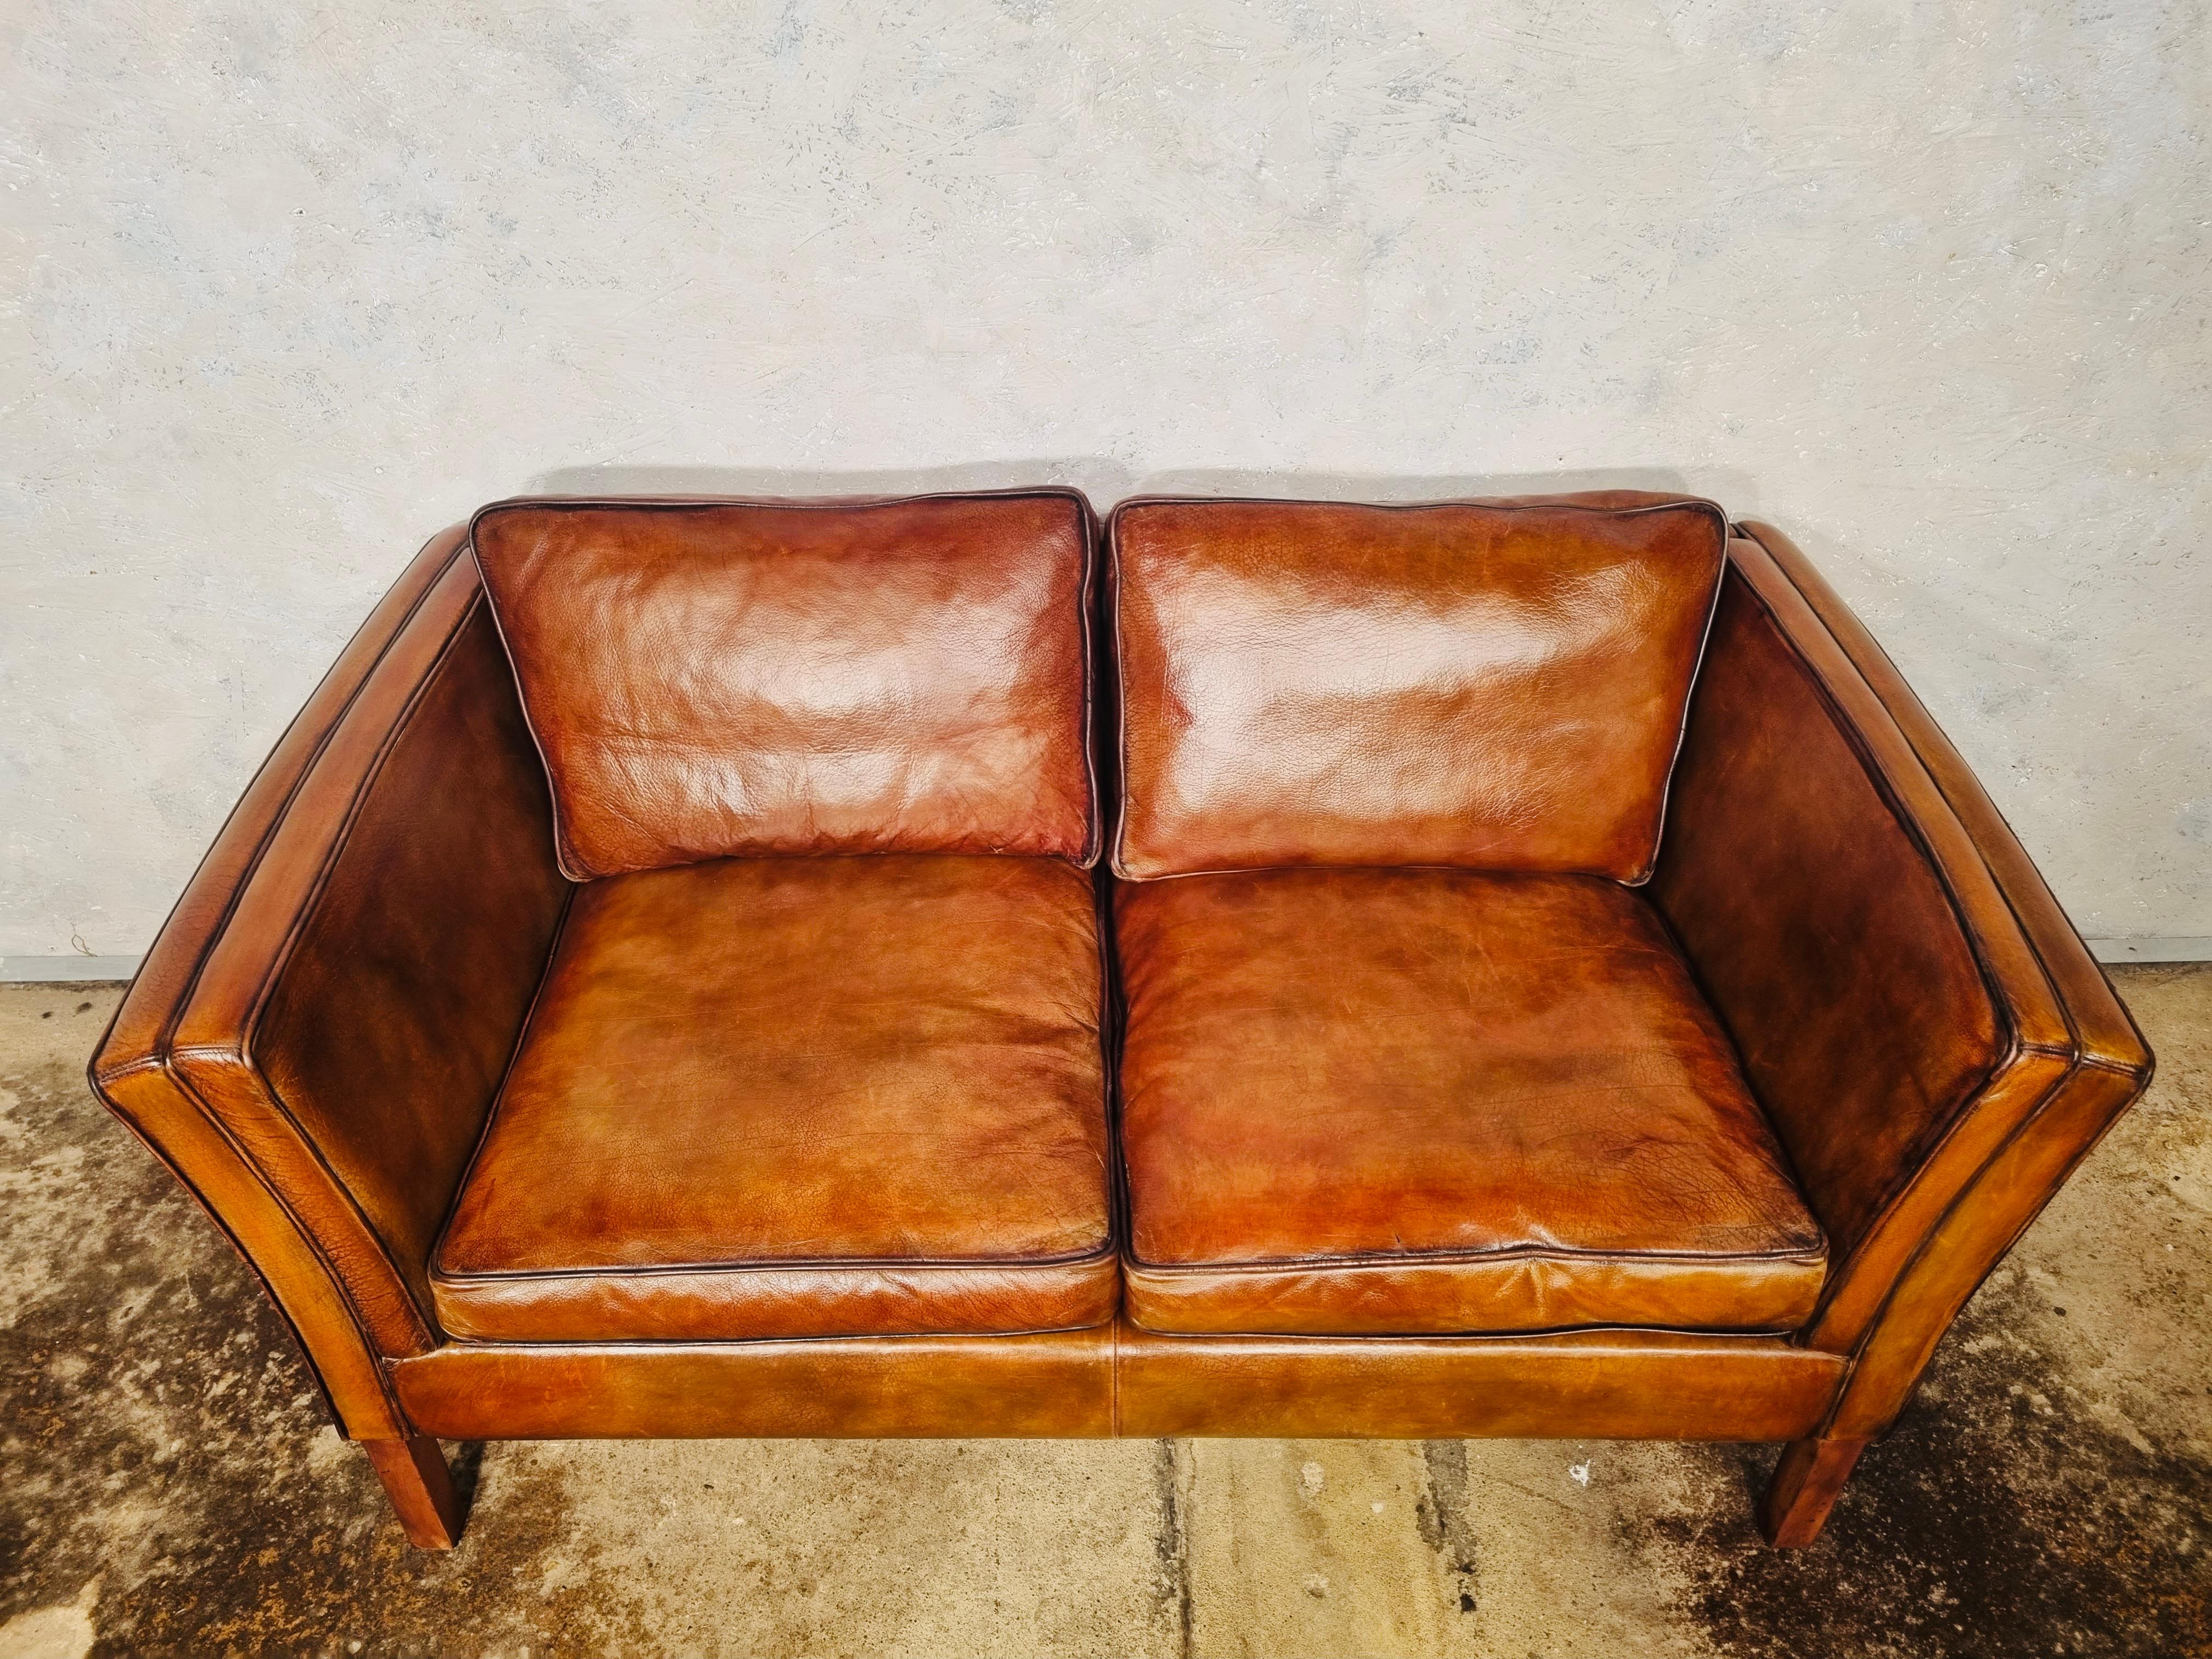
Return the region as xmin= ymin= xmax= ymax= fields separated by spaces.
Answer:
xmin=3 ymin=0 xmax=2207 ymax=956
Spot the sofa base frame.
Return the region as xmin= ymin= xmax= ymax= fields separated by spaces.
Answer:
xmin=362 ymin=1320 xmax=1863 ymax=1548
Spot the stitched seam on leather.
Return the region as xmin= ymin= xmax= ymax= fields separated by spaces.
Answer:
xmin=1121 ymin=1314 xmax=1819 ymax=1341
xmin=1107 ymin=501 xmax=1134 ymax=877
xmin=433 ymin=1239 xmax=1124 ymax=1285
xmin=1113 ymin=1324 xmax=1833 ymax=1347
xmin=409 ymin=1322 xmax=1116 ymax=1352
xmin=1075 ymin=492 xmax=1104 ymax=868
xmin=1105 ymin=494 xmax=1731 ymax=883
xmin=2073 ymin=1050 xmax=2151 ymax=1077
xmin=221 ymin=591 xmax=494 ymax=1355
xmin=1109 ymin=1313 xmax=1121 ymax=1437
xmin=1122 ymin=1245 xmax=1832 ymax=1274
xmin=1095 ymin=864 xmax=1132 ymax=1281
xmin=470 ymin=488 xmax=1101 ymax=877
xmin=469 ymin=511 xmax=592 ymax=880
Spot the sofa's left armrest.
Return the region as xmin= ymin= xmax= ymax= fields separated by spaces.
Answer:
xmin=1650 ymin=522 xmax=2151 ymax=1441
xmin=90 ymin=527 xmax=570 ymax=1437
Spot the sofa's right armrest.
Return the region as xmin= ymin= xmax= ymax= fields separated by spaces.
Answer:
xmin=89 ymin=526 xmax=570 ymax=1438
xmin=1649 ymin=525 xmax=2151 ymax=1439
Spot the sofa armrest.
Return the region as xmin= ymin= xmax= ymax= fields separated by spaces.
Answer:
xmin=89 ymin=527 xmax=569 ymax=1437
xmin=1650 ymin=523 xmax=2151 ymax=1437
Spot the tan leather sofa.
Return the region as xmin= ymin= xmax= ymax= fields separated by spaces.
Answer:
xmin=89 ymin=488 xmax=2152 ymax=1551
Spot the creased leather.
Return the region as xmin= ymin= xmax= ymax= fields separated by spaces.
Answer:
xmin=434 ymin=854 xmax=1115 ymax=1341
xmin=91 ymin=496 xmax=2150 ymax=1484
xmin=1109 ymin=492 xmax=1726 ymax=881
xmin=471 ymin=492 xmax=1097 ymax=878
xmin=1113 ymin=867 xmax=1826 ymax=1334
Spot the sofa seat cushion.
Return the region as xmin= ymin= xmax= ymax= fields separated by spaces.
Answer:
xmin=1114 ymin=869 xmax=1826 ymax=1335
xmin=432 ymin=855 xmax=1116 ymax=1342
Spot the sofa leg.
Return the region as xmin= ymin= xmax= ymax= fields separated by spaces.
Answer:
xmin=1758 ymin=1436 xmax=1868 ymax=1548
xmin=362 ymin=1435 xmax=466 ymax=1550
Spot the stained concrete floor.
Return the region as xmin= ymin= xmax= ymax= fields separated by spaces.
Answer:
xmin=1 ymin=970 xmax=2207 ymax=1658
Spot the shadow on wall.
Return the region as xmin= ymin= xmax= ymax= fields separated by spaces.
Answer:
xmin=526 ymin=461 xmax=1770 ymax=512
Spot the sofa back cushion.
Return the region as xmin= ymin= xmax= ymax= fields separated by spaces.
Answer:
xmin=1109 ymin=492 xmax=1727 ymax=882
xmin=473 ymin=491 xmax=1097 ymax=878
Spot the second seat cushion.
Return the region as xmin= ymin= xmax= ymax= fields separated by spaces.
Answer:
xmin=433 ymin=855 xmax=1116 ymax=1342
xmin=1115 ymin=868 xmax=1826 ymax=1335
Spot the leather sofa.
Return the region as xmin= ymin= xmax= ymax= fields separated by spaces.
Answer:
xmin=89 ymin=487 xmax=2152 ymax=1552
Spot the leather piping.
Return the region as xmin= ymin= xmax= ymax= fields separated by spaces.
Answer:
xmin=432 ymin=1240 xmax=1121 ymax=1284
xmin=1122 ymin=1243 xmax=1832 ymax=1274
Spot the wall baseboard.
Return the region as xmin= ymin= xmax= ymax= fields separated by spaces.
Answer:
xmin=3 ymin=939 xmax=2211 ymax=983
xmin=2086 ymin=938 xmax=2212 ymax=964
xmin=1 ymin=956 xmax=145 ymax=983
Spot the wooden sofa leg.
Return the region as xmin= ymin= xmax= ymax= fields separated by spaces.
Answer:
xmin=1758 ymin=1436 xmax=1869 ymax=1548
xmin=362 ymin=1435 xmax=466 ymax=1550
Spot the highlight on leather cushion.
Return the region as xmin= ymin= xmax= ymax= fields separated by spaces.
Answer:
xmin=1112 ymin=866 xmax=1827 ymax=1335
xmin=432 ymin=854 xmax=1116 ymax=1342
xmin=1108 ymin=491 xmax=1728 ymax=881
xmin=470 ymin=490 xmax=1098 ymax=878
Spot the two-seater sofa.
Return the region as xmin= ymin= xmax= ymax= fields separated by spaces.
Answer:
xmin=89 ymin=487 xmax=2152 ymax=1552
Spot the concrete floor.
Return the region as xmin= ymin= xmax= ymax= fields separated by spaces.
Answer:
xmin=1 ymin=970 xmax=2206 ymax=1658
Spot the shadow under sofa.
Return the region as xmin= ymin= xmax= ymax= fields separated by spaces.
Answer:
xmin=89 ymin=486 xmax=2151 ymax=1553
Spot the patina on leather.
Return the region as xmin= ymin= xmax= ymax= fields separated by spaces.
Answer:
xmin=1108 ymin=492 xmax=1726 ymax=881
xmin=87 ymin=490 xmax=2151 ymax=1557
xmin=472 ymin=490 xmax=1098 ymax=878
xmin=1114 ymin=867 xmax=1826 ymax=1335
xmin=433 ymin=854 xmax=1114 ymax=1342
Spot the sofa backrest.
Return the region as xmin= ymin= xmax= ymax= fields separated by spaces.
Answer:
xmin=472 ymin=491 xmax=1097 ymax=878
xmin=1108 ymin=492 xmax=1728 ymax=882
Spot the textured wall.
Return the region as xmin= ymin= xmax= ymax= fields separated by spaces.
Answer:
xmin=3 ymin=0 xmax=2207 ymax=956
